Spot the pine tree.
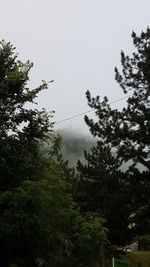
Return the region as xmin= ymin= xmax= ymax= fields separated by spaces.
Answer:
xmin=76 ymin=140 xmax=131 ymax=245
xmin=77 ymin=28 xmax=150 ymax=245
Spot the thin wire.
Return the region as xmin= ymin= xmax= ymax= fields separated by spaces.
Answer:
xmin=55 ymin=94 xmax=131 ymax=125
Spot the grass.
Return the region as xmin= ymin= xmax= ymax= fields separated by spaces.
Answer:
xmin=124 ymin=251 xmax=150 ymax=267
xmin=98 ymin=251 xmax=150 ymax=267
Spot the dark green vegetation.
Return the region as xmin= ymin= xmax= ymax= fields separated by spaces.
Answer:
xmin=75 ymin=28 xmax=150 ymax=251
xmin=0 ymin=41 xmax=107 ymax=267
xmin=1 ymin=27 xmax=150 ymax=267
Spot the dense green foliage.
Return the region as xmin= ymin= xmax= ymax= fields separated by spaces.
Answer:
xmin=138 ymin=235 xmax=150 ymax=250
xmin=0 ymin=41 xmax=107 ymax=267
xmin=76 ymin=144 xmax=131 ymax=245
xmin=76 ymin=28 xmax=150 ymax=247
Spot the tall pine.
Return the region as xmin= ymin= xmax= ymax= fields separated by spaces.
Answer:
xmin=77 ymin=28 xmax=150 ymax=245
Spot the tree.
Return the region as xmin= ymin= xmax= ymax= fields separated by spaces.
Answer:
xmin=0 ymin=40 xmax=54 ymax=191
xmin=114 ymin=30 xmax=150 ymax=235
xmin=0 ymin=140 xmax=108 ymax=267
xmin=0 ymin=40 xmax=107 ymax=267
xmin=0 ymin=39 xmax=54 ymax=267
xmin=77 ymin=28 xmax=150 ymax=245
xmin=76 ymin=141 xmax=131 ymax=246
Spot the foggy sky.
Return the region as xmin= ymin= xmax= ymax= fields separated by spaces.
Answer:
xmin=0 ymin=0 xmax=150 ymax=133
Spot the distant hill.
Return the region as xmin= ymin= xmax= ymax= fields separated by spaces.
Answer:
xmin=56 ymin=129 xmax=145 ymax=173
xmin=57 ymin=129 xmax=96 ymax=167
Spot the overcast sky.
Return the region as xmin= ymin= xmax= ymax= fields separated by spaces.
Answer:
xmin=1 ymin=0 xmax=150 ymax=133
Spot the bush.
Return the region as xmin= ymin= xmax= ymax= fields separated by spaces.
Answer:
xmin=138 ymin=235 xmax=150 ymax=250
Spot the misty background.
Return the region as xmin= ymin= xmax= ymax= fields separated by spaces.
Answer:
xmin=1 ymin=0 xmax=150 ymax=134
xmin=1 ymin=1 xmax=150 ymax=166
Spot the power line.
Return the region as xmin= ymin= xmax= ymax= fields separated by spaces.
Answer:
xmin=56 ymin=109 xmax=94 ymax=124
xmin=55 ymin=94 xmax=131 ymax=125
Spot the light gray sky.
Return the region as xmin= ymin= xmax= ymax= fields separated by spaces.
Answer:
xmin=1 ymin=0 xmax=150 ymax=133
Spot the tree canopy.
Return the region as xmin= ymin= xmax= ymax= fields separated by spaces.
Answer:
xmin=0 ymin=40 xmax=107 ymax=267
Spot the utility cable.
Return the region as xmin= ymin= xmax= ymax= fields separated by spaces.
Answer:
xmin=55 ymin=94 xmax=131 ymax=125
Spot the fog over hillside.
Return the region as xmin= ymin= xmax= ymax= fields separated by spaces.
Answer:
xmin=57 ymin=129 xmax=145 ymax=173
xmin=57 ymin=129 xmax=96 ymax=167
